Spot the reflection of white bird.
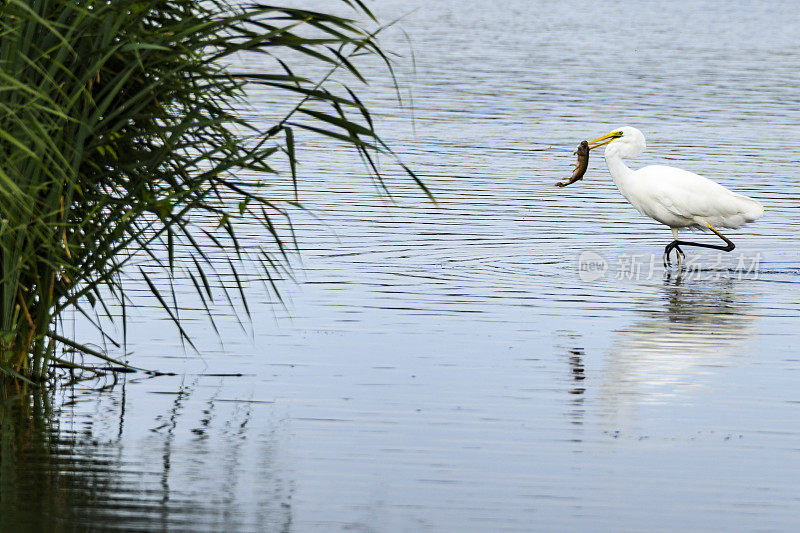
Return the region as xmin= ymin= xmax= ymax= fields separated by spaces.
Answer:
xmin=587 ymin=127 xmax=763 ymax=265
xmin=601 ymin=280 xmax=756 ymax=419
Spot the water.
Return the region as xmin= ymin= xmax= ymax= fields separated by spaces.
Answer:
xmin=5 ymin=1 xmax=800 ymax=530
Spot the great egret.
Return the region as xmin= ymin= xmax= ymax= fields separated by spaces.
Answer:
xmin=586 ymin=127 xmax=763 ymax=266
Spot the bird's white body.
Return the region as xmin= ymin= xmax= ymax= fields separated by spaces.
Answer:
xmin=599 ymin=127 xmax=763 ymax=231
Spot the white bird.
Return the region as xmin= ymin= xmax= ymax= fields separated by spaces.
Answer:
xmin=586 ymin=126 xmax=764 ymax=266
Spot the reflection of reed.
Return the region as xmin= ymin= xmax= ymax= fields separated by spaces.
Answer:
xmin=568 ymin=348 xmax=586 ymax=428
xmin=0 ymin=381 xmax=292 ymax=529
xmin=601 ymin=276 xmax=758 ymax=419
xmin=0 ymin=382 xmax=106 ymax=530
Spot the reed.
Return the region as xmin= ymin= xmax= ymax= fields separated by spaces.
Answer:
xmin=0 ymin=0 xmax=426 ymax=382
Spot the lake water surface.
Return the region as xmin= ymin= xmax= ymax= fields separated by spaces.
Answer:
xmin=4 ymin=1 xmax=800 ymax=531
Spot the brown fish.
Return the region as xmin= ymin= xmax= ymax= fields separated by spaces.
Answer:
xmin=556 ymin=140 xmax=589 ymax=187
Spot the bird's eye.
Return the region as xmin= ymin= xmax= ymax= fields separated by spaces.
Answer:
xmin=613 ymin=131 xmax=623 ymax=137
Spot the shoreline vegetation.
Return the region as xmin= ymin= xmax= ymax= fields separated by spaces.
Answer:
xmin=0 ymin=0 xmax=429 ymax=383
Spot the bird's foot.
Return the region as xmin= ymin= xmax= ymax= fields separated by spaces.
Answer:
xmin=662 ymin=243 xmax=674 ymax=268
xmin=663 ymin=241 xmax=685 ymax=268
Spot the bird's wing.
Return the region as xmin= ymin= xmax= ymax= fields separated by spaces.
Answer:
xmin=637 ymin=165 xmax=761 ymax=227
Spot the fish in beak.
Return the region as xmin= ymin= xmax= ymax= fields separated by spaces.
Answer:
xmin=555 ymin=140 xmax=590 ymax=187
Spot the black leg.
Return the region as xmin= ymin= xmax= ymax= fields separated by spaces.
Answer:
xmin=663 ymin=224 xmax=735 ymax=268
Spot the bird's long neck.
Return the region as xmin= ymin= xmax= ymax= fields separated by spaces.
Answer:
xmin=604 ymin=151 xmax=636 ymax=196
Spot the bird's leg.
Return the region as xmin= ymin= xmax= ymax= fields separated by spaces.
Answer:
xmin=674 ymin=228 xmax=684 ymax=269
xmin=663 ymin=228 xmax=685 ymax=268
xmin=663 ymin=223 xmax=735 ymax=268
xmin=705 ymin=224 xmax=736 ymax=251
xmin=673 ymin=223 xmax=735 ymax=252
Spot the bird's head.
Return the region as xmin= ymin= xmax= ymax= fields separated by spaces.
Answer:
xmin=588 ymin=126 xmax=645 ymax=159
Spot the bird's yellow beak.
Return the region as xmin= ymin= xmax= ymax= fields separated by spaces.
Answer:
xmin=588 ymin=131 xmax=623 ymax=150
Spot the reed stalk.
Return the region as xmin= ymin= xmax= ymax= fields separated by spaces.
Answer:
xmin=0 ymin=0 xmax=427 ymax=381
